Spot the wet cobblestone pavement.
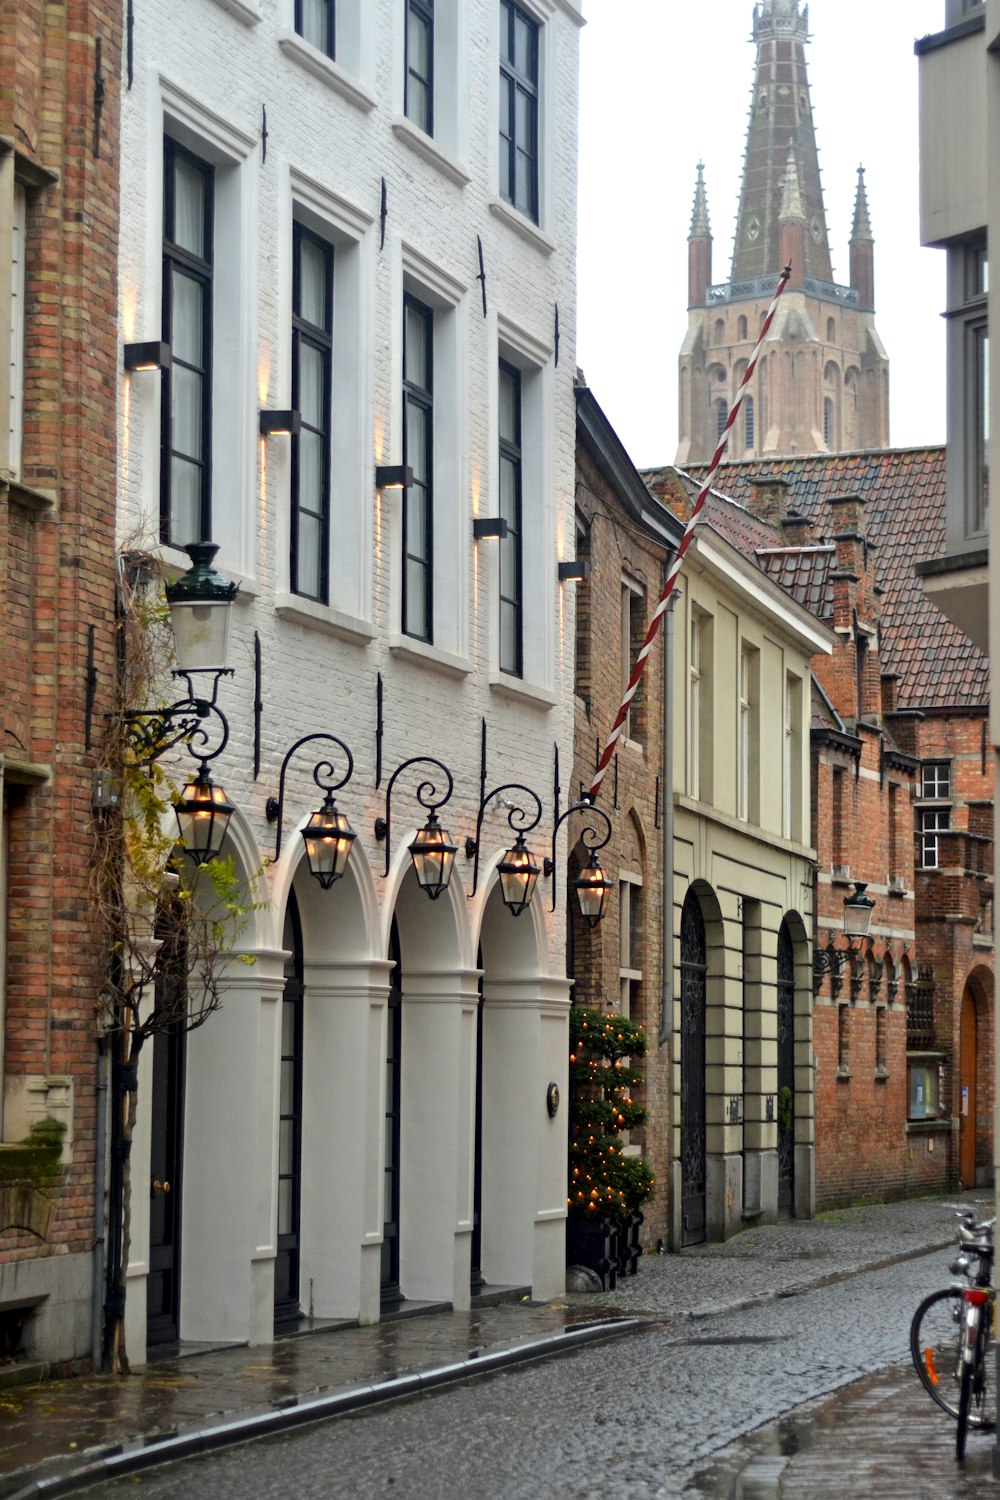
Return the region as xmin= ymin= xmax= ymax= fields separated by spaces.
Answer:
xmin=0 ymin=1191 xmax=992 ymax=1497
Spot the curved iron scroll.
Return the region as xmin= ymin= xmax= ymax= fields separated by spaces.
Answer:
xmin=466 ymin=783 xmax=543 ymax=898
xmin=544 ymin=799 xmax=612 ymax=913
xmin=374 ymin=756 xmax=454 ymax=879
xmin=265 ymin=732 xmax=355 ymax=861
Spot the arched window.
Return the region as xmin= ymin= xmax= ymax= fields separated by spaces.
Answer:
xmin=827 ymin=317 xmax=836 ymax=343
xmin=737 ymin=315 xmax=748 ymax=341
xmin=744 ymin=395 xmax=755 ymax=450
xmin=716 ymin=399 xmax=728 ymax=441
xmin=823 ymin=397 xmax=833 ymax=449
xmin=713 ymin=318 xmax=725 ymax=345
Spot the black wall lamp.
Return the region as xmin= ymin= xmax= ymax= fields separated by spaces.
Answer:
xmin=558 ymin=559 xmax=590 ymax=583
xmin=121 ymin=542 xmax=238 ymax=863
xmin=466 ymin=783 xmax=543 ymax=917
xmin=259 ymin=409 xmax=302 ymax=437
xmin=376 ymin=464 xmax=414 ymax=492
xmin=812 ymin=881 xmax=876 ymax=994
xmin=473 ymin=517 xmax=509 ymax=541
xmin=544 ymin=798 xmax=613 ymax=925
xmin=375 ymin=756 xmax=456 ymax=900
xmin=843 ymin=881 xmax=876 ymax=946
xmin=266 ymin=733 xmax=357 ymax=889
xmin=124 ymin=341 xmax=171 ymax=372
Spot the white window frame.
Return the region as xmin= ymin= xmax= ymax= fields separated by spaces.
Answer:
xmin=618 ymin=873 xmax=642 ymax=1020
xmin=277 ymin=0 xmax=376 ymax=111
xmin=945 ymin=240 xmax=989 ymax=547
xmin=738 ymin=642 xmax=759 ymax=823
xmin=784 ymin=671 xmax=803 ymax=842
xmin=392 ymin=0 xmax=468 ymax=180
xmin=621 ymin=574 xmax=644 ymax=747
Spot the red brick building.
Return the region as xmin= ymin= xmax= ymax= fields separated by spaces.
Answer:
xmin=0 ymin=0 xmax=120 ymax=1367
xmin=656 ymin=449 xmax=994 ymax=1208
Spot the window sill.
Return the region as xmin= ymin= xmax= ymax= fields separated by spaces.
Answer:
xmin=388 ymin=635 xmax=471 ymax=680
xmin=277 ymin=33 xmax=376 ymax=112
xmin=906 ymin=1118 xmax=952 ymax=1134
xmin=874 ymin=1067 xmax=890 ymax=1083
xmin=1 ymin=477 xmax=57 ymax=511
xmin=835 ymin=1065 xmax=852 ymax=1082
xmin=391 ymin=118 xmax=470 ymax=188
xmin=209 ymin=0 xmax=261 ymax=24
xmin=274 ymin=594 xmax=375 ymax=645
xmin=489 ymin=672 xmax=557 ymax=710
xmin=488 ymin=198 xmax=555 ymax=257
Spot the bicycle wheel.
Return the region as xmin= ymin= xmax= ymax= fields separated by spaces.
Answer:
xmin=911 ymin=1288 xmax=996 ymax=1429
xmin=957 ymin=1360 xmax=974 ymax=1459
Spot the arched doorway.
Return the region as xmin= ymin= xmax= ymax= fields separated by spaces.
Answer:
xmin=959 ymin=986 xmax=977 ymax=1188
xmin=680 ymin=889 xmax=707 ymax=1246
xmin=274 ymin=890 xmax=304 ymax=1325
xmin=382 ymin=918 xmax=402 ymax=1308
xmin=776 ymin=920 xmax=795 ymax=1218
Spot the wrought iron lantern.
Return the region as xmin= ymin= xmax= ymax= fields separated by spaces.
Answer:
xmin=572 ymin=850 xmax=613 ymax=927
xmin=376 ymin=757 xmax=457 ymax=901
xmin=173 ymin=764 xmax=234 ymax=862
xmin=843 ymin=881 xmax=876 ymax=945
xmin=164 ymin=540 xmax=239 ymax=678
xmin=301 ymin=792 xmax=356 ymax=889
xmin=497 ymin=832 xmax=541 ymax=917
xmin=466 ymin=780 xmax=543 ymax=918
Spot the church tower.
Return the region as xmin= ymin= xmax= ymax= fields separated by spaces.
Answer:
xmin=676 ymin=0 xmax=889 ymax=465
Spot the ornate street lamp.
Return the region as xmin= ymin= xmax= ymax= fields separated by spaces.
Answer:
xmin=164 ymin=540 xmax=239 ymax=680
xmin=545 ymin=798 xmax=613 ymax=926
xmin=173 ymin=764 xmax=234 ymax=863
xmin=466 ymin=782 xmax=543 ymax=917
xmin=496 ymin=832 xmax=541 ymax=917
xmin=266 ymin=733 xmax=357 ymax=890
xmin=376 ymin=757 xmax=457 ymax=901
xmin=843 ymin=881 xmax=876 ymax=946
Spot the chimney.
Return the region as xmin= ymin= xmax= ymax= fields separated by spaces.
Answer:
xmin=747 ymin=476 xmax=791 ymax=524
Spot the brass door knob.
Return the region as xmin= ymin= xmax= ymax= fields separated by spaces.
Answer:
xmin=151 ymin=1179 xmax=170 ymax=1196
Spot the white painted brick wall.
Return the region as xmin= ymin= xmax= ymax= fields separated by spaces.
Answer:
xmin=117 ymin=0 xmax=584 ymax=967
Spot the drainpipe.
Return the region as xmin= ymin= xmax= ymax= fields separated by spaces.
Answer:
xmin=660 ymin=590 xmax=679 ymax=1047
xmin=91 ymin=1045 xmax=108 ymax=1370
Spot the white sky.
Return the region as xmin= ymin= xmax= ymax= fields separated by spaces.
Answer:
xmin=577 ymin=0 xmax=948 ymax=468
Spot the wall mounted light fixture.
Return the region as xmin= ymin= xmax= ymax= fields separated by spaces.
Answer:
xmin=265 ymin=732 xmax=357 ymax=889
xmin=375 ymin=756 xmax=456 ymax=900
xmin=124 ymin=341 xmax=171 ymax=372
xmin=558 ymin=559 xmax=590 ymax=583
xmin=375 ymin=464 xmax=414 ymax=491
xmin=259 ymin=409 xmax=302 ymax=437
xmin=473 ymin=517 xmax=509 ymax=541
xmin=544 ymin=798 xmax=613 ymax=925
xmin=466 ymin=782 xmax=543 ymax=916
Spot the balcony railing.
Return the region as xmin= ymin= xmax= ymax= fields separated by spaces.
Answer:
xmin=906 ymin=967 xmax=937 ymax=1051
xmin=705 ymin=276 xmax=860 ymax=309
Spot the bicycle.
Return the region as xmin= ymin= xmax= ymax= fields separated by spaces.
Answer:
xmin=910 ymin=1209 xmax=996 ymax=1460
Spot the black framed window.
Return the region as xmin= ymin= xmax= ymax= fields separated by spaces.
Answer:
xmin=405 ymin=0 xmax=434 ymax=136
xmin=161 ymin=139 xmax=214 ymax=547
xmin=296 ymin=0 xmax=335 ymax=57
xmin=499 ymin=0 xmax=539 ymax=223
xmin=498 ymin=358 xmax=523 ymax=677
xmin=291 ymin=224 xmax=333 ymax=602
xmin=402 ymin=294 xmax=433 ymax=641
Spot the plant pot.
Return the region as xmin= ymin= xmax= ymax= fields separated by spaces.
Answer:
xmin=566 ymin=1215 xmax=619 ymax=1290
xmin=616 ymin=1210 xmax=644 ymax=1277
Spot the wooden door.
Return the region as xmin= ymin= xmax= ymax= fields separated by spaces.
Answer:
xmin=959 ymin=988 xmax=977 ymax=1188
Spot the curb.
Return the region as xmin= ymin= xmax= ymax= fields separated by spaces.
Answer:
xmin=0 ymin=1317 xmax=647 ymax=1500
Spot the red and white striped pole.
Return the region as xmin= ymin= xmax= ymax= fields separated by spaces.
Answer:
xmin=587 ymin=264 xmax=792 ymax=805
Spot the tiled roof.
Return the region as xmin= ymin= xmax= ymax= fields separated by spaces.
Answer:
xmin=756 ymin=546 xmax=836 ymax=621
xmin=645 ymin=449 xmax=988 ymax=712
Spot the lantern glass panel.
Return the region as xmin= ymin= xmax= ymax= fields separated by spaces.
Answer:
xmin=498 ymin=836 xmax=539 ymax=916
xmin=409 ymin=815 xmax=456 ymax=900
xmin=302 ymin=799 xmax=356 ymax=888
xmin=174 ymin=771 xmax=233 ymax=861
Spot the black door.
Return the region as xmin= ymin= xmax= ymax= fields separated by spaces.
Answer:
xmin=275 ymin=891 xmax=304 ymax=1324
xmin=680 ymin=891 xmax=707 ymax=1247
xmin=776 ymin=921 xmax=796 ymax=1218
xmin=147 ymin=921 xmax=187 ymax=1346
xmin=381 ymin=921 xmax=402 ymax=1308
xmin=470 ymin=958 xmax=484 ymax=1294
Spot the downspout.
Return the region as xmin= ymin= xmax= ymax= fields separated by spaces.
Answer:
xmin=91 ymin=1044 xmax=108 ymax=1369
xmin=660 ymin=588 xmax=679 ymax=1047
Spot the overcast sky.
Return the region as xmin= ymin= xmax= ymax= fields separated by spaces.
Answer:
xmin=576 ymin=0 xmax=947 ymax=469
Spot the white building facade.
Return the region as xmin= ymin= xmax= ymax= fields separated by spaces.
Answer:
xmin=117 ymin=0 xmax=583 ymax=1359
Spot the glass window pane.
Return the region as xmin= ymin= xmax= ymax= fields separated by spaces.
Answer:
xmin=281 ymin=994 xmax=295 ymax=1054
xmin=171 ymin=271 xmax=203 ymax=366
xmin=500 ymin=599 xmax=517 ymax=674
xmin=280 ymin=1060 xmax=293 ymax=1116
xmin=297 ymin=509 xmax=323 ymax=590
xmin=500 ymin=0 xmax=512 ymax=63
xmin=408 ymin=76 xmax=430 ymax=134
xmin=405 ymin=305 xmax=428 ymax=386
xmin=500 ymin=456 xmax=516 ymax=523
xmin=173 ymin=157 xmax=206 ymax=257
xmin=299 ymin=343 xmax=325 ymax=429
xmin=406 ymin=559 xmax=427 ymax=633
xmin=298 ymin=427 xmax=324 ymax=509
xmin=515 ymin=88 xmax=534 ymax=150
xmin=408 ymin=11 xmax=430 ymax=76
xmin=171 ymin=364 xmax=202 ymax=457
xmin=514 ymin=13 xmax=534 ymax=78
xmin=515 ymin=147 xmax=533 ymax=216
xmin=406 ymin=403 xmax=428 ymax=484
xmin=278 ymin=1176 xmax=293 ymax=1234
xmin=499 ymin=369 xmax=517 ymax=442
xmin=170 ymin=458 xmax=200 ymax=546
xmin=279 ymin=1118 xmax=293 ymax=1175
xmin=301 ymin=0 xmax=331 ymax=53
xmin=299 ymin=238 xmax=328 ymax=330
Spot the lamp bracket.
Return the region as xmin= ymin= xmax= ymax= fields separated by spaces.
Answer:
xmin=267 ymin=731 xmax=355 ymax=861
xmin=375 ymin=756 xmax=454 ymax=879
xmin=468 ymin=782 xmax=543 ymax=898
xmin=121 ymin=692 xmax=229 ymax=768
xmin=547 ymin=799 xmax=612 ymax=912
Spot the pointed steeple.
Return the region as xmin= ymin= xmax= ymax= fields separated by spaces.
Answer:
xmin=779 ymin=142 xmax=805 ymax=221
xmin=851 ymin=164 xmax=873 ymax=242
xmin=850 ymin=165 xmax=875 ymax=309
xmin=689 ymin=161 xmax=711 ymax=237
xmin=732 ymin=0 xmax=830 ymax=282
xmin=687 ymin=162 xmax=713 ymax=309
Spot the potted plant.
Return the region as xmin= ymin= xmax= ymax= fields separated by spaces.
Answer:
xmin=567 ymin=1006 xmax=655 ymax=1286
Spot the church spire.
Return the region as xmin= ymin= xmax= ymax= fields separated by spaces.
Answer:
xmin=850 ymin=165 xmax=875 ymax=310
xmin=732 ymin=0 xmax=830 ymax=282
xmin=779 ymin=142 xmax=805 ymax=221
xmin=687 ymin=162 xmax=713 ymax=309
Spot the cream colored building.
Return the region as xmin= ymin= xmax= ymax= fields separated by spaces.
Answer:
xmin=650 ymin=478 xmax=835 ymax=1244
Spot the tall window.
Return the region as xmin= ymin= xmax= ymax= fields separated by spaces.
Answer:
xmin=405 ymin=0 xmax=434 ymax=135
xmin=784 ymin=672 xmax=802 ymax=841
xmin=621 ymin=576 xmax=645 ymax=745
xmin=296 ymin=0 xmax=335 ymax=57
xmin=291 ymin=225 xmax=333 ymax=602
xmin=498 ymin=359 xmax=523 ymax=675
xmin=688 ymin=610 xmax=712 ymax=800
xmin=823 ymin=396 xmax=833 ymax=450
xmin=946 ymin=239 xmax=988 ymax=541
xmin=162 ymin=139 xmax=213 ymax=547
xmin=499 ymin=0 xmax=539 ymax=223
xmin=744 ymin=395 xmax=754 ymax=452
xmin=715 ymin=399 xmax=727 ymax=442
xmin=402 ymin=294 xmax=434 ymax=641
xmin=8 ymin=182 xmax=25 ymax=478
xmin=918 ymin=760 xmax=951 ymax=869
xmin=619 ymin=876 xmax=642 ymax=1020
xmin=738 ymin=644 xmax=759 ymax=822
